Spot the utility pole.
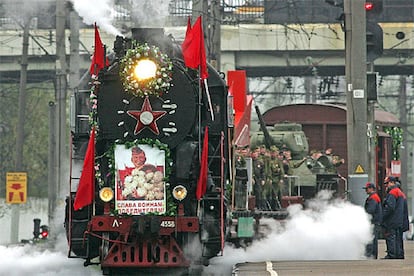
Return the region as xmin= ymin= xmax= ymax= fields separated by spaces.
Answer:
xmin=399 ymin=76 xmax=408 ymax=194
xmin=344 ymin=0 xmax=368 ymax=204
xmin=48 ymin=101 xmax=56 ymax=230
xmin=365 ymin=1 xmax=384 ymax=186
xmin=192 ymin=0 xmax=221 ymax=70
xmin=209 ymin=0 xmax=221 ymax=71
xmin=11 ymin=17 xmax=30 ymax=244
xmin=55 ymin=0 xmax=68 ymax=198
xmin=192 ymin=0 xmax=208 ymax=24
xmin=367 ymin=73 xmax=376 ymax=184
xmin=69 ymin=9 xmax=81 ymax=90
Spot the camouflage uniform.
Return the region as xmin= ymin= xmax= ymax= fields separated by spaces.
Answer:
xmin=252 ymin=151 xmax=265 ymax=209
xmin=258 ymin=146 xmax=272 ymax=210
xmin=267 ymin=146 xmax=285 ymax=210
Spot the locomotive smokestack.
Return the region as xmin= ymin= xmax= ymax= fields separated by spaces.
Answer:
xmin=131 ymin=28 xmax=165 ymax=45
xmin=131 ymin=28 xmax=173 ymax=55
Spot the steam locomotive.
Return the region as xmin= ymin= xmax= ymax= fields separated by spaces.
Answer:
xmin=65 ymin=28 xmax=230 ymax=275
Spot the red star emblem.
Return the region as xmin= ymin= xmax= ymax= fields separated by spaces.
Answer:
xmin=127 ymin=97 xmax=167 ymax=135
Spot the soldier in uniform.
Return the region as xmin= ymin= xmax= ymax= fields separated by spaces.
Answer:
xmin=268 ymin=146 xmax=284 ymax=210
xmin=282 ymin=149 xmax=306 ymax=196
xmin=258 ymin=145 xmax=272 ymax=210
xmin=251 ymin=148 xmax=265 ymax=209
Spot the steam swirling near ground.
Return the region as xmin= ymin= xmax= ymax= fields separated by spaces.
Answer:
xmin=205 ymin=191 xmax=372 ymax=275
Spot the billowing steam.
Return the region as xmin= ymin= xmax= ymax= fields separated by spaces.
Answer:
xmin=69 ymin=0 xmax=121 ymax=36
xmin=205 ymin=191 xmax=372 ymax=275
xmin=69 ymin=0 xmax=172 ymax=36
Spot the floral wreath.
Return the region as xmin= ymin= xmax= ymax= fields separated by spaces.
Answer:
xmin=119 ymin=42 xmax=173 ymax=98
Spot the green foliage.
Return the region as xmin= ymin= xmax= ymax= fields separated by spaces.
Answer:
xmin=383 ymin=126 xmax=403 ymax=160
xmin=0 ymin=82 xmax=54 ymax=198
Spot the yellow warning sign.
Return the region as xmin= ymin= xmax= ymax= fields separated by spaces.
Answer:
xmin=355 ymin=164 xmax=365 ymax=174
xmin=6 ymin=172 xmax=27 ymax=204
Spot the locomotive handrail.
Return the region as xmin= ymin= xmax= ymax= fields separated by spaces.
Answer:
xmin=285 ymin=175 xmax=300 ymax=197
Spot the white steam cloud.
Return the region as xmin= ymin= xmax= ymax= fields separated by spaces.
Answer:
xmin=69 ymin=0 xmax=172 ymax=36
xmin=205 ymin=191 xmax=372 ymax=275
xmin=0 ymin=191 xmax=372 ymax=275
xmin=69 ymin=0 xmax=121 ymax=36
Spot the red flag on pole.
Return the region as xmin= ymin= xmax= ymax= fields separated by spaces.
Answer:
xmin=181 ymin=16 xmax=208 ymax=79
xmin=89 ymin=23 xmax=109 ymax=76
xmin=185 ymin=16 xmax=192 ymax=37
xmin=74 ymin=127 xmax=96 ymax=210
xmin=196 ymin=126 xmax=209 ymax=200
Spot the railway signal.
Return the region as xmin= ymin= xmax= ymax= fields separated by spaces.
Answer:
xmin=33 ymin=218 xmax=49 ymax=240
xmin=365 ymin=1 xmax=383 ymax=62
xmin=364 ymin=1 xmax=383 ymax=18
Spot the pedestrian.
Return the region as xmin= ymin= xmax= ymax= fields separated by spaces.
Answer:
xmin=363 ymin=182 xmax=382 ymax=259
xmin=395 ymin=181 xmax=410 ymax=259
xmin=382 ymin=176 xmax=405 ymax=259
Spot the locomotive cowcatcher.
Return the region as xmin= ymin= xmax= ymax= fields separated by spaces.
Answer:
xmin=65 ymin=27 xmax=231 ymax=275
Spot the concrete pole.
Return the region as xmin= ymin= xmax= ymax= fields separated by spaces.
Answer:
xmin=209 ymin=0 xmax=221 ymax=71
xmin=69 ymin=10 xmax=80 ymax=90
xmin=55 ymin=0 xmax=68 ymax=197
xmin=11 ymin=18 xmax=30 ymax=244
xmin=48 ymin=101 xmax=56 ymax=228
xmin=399 ymin=76 xmax=408 ymax=193
xmin=344 ymin=0 xmax=368 ymax=178
xmin=367 ymin=63 xmax=376 ymax=184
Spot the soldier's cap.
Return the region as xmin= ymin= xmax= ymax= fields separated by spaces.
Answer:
xmin=363 ymin=182 xmax=375 ymax=190
xmin=384 ymin=176 xmax=396 ymax=184
xmin=260 ymin=144 xmax=266 ymax=149
xmin=270 ymin=145 xmax=279 ymax=152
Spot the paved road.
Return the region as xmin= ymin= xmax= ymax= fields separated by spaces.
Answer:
xmin=233 ymin=240 xmax=414 ymax=276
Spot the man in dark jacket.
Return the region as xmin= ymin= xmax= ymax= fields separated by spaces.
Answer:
xmin=363 ymin=182 xmax=382 ymax=259
xmin=382 ymin=176 xmax=405 ymax=259
xmin=396 ymin=181 xmax=410 ymax=259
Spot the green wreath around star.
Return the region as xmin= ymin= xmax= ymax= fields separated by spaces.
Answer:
xmin=119 ymin=42 xmax=173 ymax=98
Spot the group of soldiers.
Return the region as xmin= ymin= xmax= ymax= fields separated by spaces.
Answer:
xmin=250 ymin=145 xmax=307 ymax=210
xmin=235 ymin=145 xmax=345 ymax=211
xmin=235 ymin=144 xmax=304 ymax=210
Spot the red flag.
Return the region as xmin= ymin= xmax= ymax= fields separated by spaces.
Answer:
xmin=185 ymin=16 xmax=192 ymax=37
xmin=89 ymin=24 xmax=109 ymax=75
xmin=181 ymin=16 xmax=208 ymax=79
xmin=74 ymin=127 xmax=96 ymax=210
xmin=196 ymin=126 xmax=209 ymax=200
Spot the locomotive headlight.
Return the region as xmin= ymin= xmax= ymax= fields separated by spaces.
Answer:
xmin=172 ymin=185 xmax=187 ymax=201
xmin=99 ymin=187 xmax=114 ymax=202
xmin=134 ymin=59 xmax=157 ymax=81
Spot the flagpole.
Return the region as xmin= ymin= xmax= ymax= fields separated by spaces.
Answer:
xmin=197 ymin=73 xmax=201 ymax=219
xmin=198 ymin=66 xmax=202 ymax=162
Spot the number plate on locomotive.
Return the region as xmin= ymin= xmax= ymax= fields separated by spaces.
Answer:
xmin=160 ymin=220 xmax=175 ymax=228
